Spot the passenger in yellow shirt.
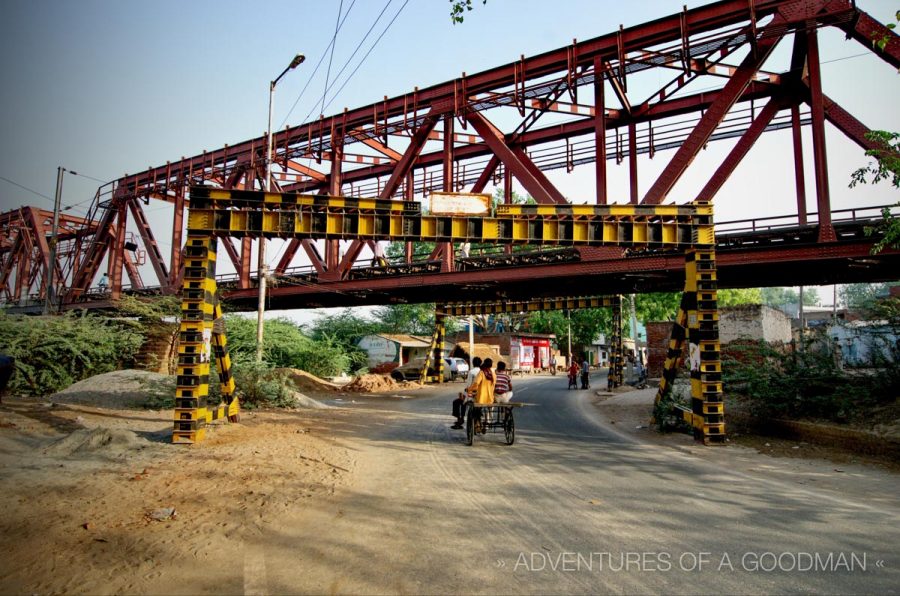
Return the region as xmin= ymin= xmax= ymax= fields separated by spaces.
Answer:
xmin=467 ymin=358 xmax=496 ymax=404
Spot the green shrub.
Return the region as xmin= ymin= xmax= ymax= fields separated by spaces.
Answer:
xmin=222 ymin=315 xmax=349 ymax=377
xmin=0 ymin=312 xmax=143 ymax=396
xmin=723 ymin=338 xmax=896 ymax=423
xmin=230 ymin=356 xmax=295 ymax=408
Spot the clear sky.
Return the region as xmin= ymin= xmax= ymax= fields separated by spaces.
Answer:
xmin=1 ymin=0 xmax=898 ymax=322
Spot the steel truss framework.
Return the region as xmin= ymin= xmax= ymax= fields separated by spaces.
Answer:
xmin=439 ymin=295 xmax=626 ymax=390
xmin=176 ymin=192 xmax=721 ymax=443
xmin=2 ymin=0 xmax=897 ymax=309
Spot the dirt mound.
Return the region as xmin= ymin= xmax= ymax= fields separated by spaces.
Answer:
xmin=277 ymin=368 xmax=343 ymax=394
xmin=342 ymin=374 xmax=425 ymax=393
xmin=343 ymin=374 xmax=399 ymax=393
xmin=50 ymin=370 xmax=173 ymax=409
xmin=43 ymin=427 xmax=150 ymax=456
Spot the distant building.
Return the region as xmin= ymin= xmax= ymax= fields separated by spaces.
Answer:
xmin=357 ymin=334 xmax=432 ymax=368
xmin=448 ymin=332 xmax=555 ymax=372
xmin=830 ymin=321 xmax=898 ymax=367
xmin=719 ymin=304 xmax=792 ymax=344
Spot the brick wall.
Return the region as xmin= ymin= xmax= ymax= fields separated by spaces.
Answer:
xmin=646 ymin=321 xmax=677 ymax=378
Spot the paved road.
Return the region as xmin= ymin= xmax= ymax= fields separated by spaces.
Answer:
xmin=255 ymin=375 xmax=899 ymax=594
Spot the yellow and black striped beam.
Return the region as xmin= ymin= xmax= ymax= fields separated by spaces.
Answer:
xmin=186 ymin=188 xmax=715 ymax=249
xmin=191 ymin=186 xmax=420 ymax=213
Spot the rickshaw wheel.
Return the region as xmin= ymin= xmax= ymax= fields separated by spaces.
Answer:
xmin=504 ymin=413 xmax=515 ymax=445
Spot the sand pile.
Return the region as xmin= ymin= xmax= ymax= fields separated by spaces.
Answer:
xmin=43 ymin=427 xmax=150 ymax=456
xmin=277 ymin=368 xmax=343 ymax=394
xmin=343 ymin=374 xmax=425 ymax=393
xmin=50 ymin=370 xmax=174 ymax=409
xmin=344 ymin=374 xmax=399 ymax=392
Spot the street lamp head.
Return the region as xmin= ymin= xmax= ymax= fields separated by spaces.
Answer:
xmin=289 ymin=54 xmax=305 ymax=69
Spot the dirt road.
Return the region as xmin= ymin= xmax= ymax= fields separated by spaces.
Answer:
xmin=1 ymin=376 xmax=898 ymax=594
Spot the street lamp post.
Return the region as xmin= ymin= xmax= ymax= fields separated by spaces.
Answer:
xmin=43 ymin=166 xmax=69 ymax=315
xmin=257 ymin=54 xmax=305 ymax=362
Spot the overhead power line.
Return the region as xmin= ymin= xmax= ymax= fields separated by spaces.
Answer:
xmin=280 ymin=0 xmax=358 ymax=129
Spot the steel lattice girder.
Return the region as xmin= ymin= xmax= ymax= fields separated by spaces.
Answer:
xmin=218 ymin=237 xmax=900 ymax=311
xmin=111 ymin=0 xmax=861 ymax=200
xmin=5 ymin=0 xmax=896 ymax=309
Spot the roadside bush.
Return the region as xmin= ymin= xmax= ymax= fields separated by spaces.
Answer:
xmin=230 ymin=356 xmax=295 ymax=408
xmin=653 ymin=382 xmax=691 ymax=433
xmin=0 ymin=311 xmax=144 ymax=396
xmin=723 ymin=338 xmax=896 ymax=423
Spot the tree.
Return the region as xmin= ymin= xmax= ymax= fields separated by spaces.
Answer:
xmin=718 ymin=288 xmax=763 ymax=307
xmin=839 ymin=282 xmax=893 ymax=314
xmin=305 ymin=309 xmax=381 ymax=373
xmin=450 ymin=0 xmax=487 ymax=24
xmin=526 ymin=308 xmax=612 ymax=357
xmin=634 ymin=292 xmax=680 ymax=323
xmin=372 ymin=303 xmax=453 ymax=336
xmin=761 ymin=286 xmax=818 ymax=308
xmin=849 ymin=130 xmax=899 ymax=255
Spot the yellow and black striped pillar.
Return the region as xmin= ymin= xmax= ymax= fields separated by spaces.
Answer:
xmin=172 ymin=235 xmax=218 ymax=444
xmin=685 ymin=248 xmax=724 ymax=443
xmin=421 ymin=313 xmax=447 ymax=384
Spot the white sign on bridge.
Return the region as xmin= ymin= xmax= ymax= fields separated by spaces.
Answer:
xmin=429 ymin=192 xmax=492 ymax=216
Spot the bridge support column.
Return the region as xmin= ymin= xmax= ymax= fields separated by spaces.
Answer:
xmin=653 ymin=246 xmax=724 ymax=444
xmin=421 ymin=311 xmax=447 ymax=384
xmin=172 ymin=234 xmax=238 ymax=444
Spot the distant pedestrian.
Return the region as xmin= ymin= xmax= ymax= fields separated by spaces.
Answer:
xmin=580 ymin=356 xmax=590 ymax=390
xmin=98 ymin=273 xmax=109 ymax=293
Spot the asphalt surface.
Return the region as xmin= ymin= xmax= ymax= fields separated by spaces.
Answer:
xmin=256 ymin=375 xmax=899 ymax=594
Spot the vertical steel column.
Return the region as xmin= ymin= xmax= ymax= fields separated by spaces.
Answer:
xmin=169 ymin=185 xmax=186 ymax=288
xmin=441 ymin=115 xmax=455 ymax=271
xmin=806 ymin=28 xmax=835 ymax=242
xmin=607 ymin=295 xmax=623 ymax=389
xmin=594 ymin=57 xmax=608 ymax=205
xmin=790 ymin=105 xmax=808 ymax=226
xmin=110 ymin=201 xmax=127 ymax=299
xmin=628 ymin=123 xmax=638 ymax=204
xmin=235 ymin=237 xmax=250 ymax=288
xmin=503 ymin=167 xmax=514 ymax=255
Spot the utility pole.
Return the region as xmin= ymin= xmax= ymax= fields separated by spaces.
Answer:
xmin=43 ymin=167 xmax=67 ymax=315
xmin=258 ymin=54 xmax=305 ymax=362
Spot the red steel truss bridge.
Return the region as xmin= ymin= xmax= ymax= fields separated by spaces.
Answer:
xmin=2 ymin=0 xmax=899 ymax=312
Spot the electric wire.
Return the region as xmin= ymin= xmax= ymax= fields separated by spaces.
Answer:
xmin=303 ymin=0 xmax=395 ymax=125
xmin=320 ymin=0 xmax=345 ymax=118
xmin=321 ymin=0 xmax=410 ymax=115
xmin=279 ymin=0 xmax=358 ymax=129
